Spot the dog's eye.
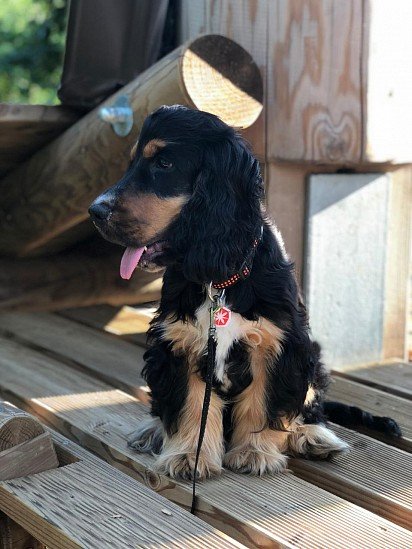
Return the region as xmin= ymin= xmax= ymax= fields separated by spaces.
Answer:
xmin=155 ymin=157 xmax=173 ymax=170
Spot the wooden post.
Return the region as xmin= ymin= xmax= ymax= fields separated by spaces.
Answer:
xmin=0 ymin=35 xmax=263 ymax=257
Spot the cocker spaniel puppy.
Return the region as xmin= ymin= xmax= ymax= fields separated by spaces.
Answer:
xmin=89 ymin=105 xmax=399 ymax=479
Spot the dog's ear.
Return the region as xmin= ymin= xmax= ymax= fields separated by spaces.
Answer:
xmin=176 ymin=135 xmax=264 ymax=284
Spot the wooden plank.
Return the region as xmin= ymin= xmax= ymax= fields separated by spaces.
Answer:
xmin=333 ymin=362 xmax=412 ymax=400
xmin=59 ymin=305 xmax=153 ymax=347
xmin=266 ymin=164 xmax=307 ymax=282
xmin=290 ymin=423 xmax=412 ymax=530
xmin=0 ymin=513 xmax=45 ymax=549
xmin=0 ymin=249 xmax=161 ymax=312
xmin=0 ymin=433 xmax=58 ymax=481
xmin=0 ymin=104 xmax=79 ymax=178
xmin=382 ymin=166 xmax=412 ymax=360
xmin=0 ymin=36 xmax=262 ymax=257
xmin=0 ymin=335 xmax=411 ymax=547
xmin=0 ymin=412 xmax=241 ymax=549
xmin=266 ymin=0 xmax=362 ymax=163
xmin=0 ymin=312 xmax=148 ymax=402
xmin=328 ymin=376 xmax=412 ymax=452
xmin=362 ymin=0 xmax=412 ymax=163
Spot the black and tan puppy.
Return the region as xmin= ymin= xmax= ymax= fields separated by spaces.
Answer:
xmin=89 ymin=105 xmax=400 ymax=479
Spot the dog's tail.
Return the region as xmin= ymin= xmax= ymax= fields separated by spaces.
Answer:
xmin=323 ymin=401 xmax=402 ymax=438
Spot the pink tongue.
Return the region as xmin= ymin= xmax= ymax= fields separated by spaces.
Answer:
xmin=120 ymin=247 xmax=145 ymax=279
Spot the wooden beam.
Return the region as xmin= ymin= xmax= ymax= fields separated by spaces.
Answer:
xmin=0 ymin=104 xmax=79 ymax=179
xmin=266 ymin=0 xmax=362 ymax=164
xmin=0 ymin=433 xmax=59 ymax=481
xmin=0 ymin=513 xmax=45 ymax=549
xmin=178 ymin=0 xmax=269 ymax=160
xmin=362 ymin=0 xmax=412 ymax=163
xmin=0 ymin=35 xmax=263 ymax=257
xmin=333 ymin=362 xmax=412 ymax=401
xmin=0 ymin=402 xmax=59 ymax=480
xmin=0 ymin=247 xmax=161 ymax=312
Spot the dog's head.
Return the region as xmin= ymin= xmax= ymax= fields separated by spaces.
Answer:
xmin=89 ymin=105 xmax=264 ymax=283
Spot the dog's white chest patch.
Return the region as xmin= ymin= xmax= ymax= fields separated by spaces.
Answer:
xmin=194 ymin=299 xmax=250 ymax=382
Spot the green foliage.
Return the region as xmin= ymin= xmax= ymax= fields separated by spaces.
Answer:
xmin=0 ymin=0 xmax=67 ymax=104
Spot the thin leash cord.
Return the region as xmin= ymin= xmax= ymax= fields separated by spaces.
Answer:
xmin=190 ymin=322 xmax=216 ymax=515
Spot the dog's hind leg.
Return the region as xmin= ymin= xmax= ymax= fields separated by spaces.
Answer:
xmin=288 ymin=422 xmax=349 ymax=460
xmin=128 ymin=415 xmax=164 ymax=454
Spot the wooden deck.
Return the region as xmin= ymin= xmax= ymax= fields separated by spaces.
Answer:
xmin=0 ymin=305 xmax=411 ymax=548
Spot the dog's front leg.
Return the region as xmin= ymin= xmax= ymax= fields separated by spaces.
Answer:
xmin=224 ymin=359 xmax=288 ymax=475
xmin=156 ymin=370 xmax=225 ymax=480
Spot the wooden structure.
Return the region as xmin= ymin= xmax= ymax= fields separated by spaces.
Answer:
xmin=0 ymin=306 xmax=411 ymax=547
xmin=0 ymin=0 xmax=411 ymax=545
xmin=178 ymin=0 xmax=412 ymax=365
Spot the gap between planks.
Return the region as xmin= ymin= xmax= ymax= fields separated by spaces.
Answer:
xmin=0 ymin=333 xmax=411 ymax=547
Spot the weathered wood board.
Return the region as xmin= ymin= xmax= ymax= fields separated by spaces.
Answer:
xmin=327 ymin=376 xmax=412 ymax=452
xmin=0 ymin=412 xmax=242 ymax=549
xmin=0 ymin=312 xmax=148 ymax=401
xmin=0 ymin=333 xmax=411 ymax=546
xmin=60 ymin=305 xmax=152 ymax=347
xmin=266 ymin=0 xmax=362 ymax=164
xmin=334 ymin=362 xmax=412 ymax=401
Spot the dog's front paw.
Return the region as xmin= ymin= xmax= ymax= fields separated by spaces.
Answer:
xmin=155 ymin=451 xmax=222 ymax=480
xmin=224 ymin=446 xmax=288 ymax=475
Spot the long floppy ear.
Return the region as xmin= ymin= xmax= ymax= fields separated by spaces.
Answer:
xmin=176 ymin=136 xmax=264 ymax=284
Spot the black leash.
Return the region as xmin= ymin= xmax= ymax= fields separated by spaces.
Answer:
xmin=190 ymin=293 xmax=219 ymax=515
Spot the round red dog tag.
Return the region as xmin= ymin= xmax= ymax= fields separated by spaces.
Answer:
xmin=214 ymin=306 xmax=231 ymax=327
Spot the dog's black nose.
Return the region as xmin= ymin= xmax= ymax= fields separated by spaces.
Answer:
xmin=89 ymin=200 xmax=112 ymax=221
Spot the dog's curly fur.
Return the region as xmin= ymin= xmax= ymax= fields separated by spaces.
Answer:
xmin=90 ymin=105 xmax=401 ymax=480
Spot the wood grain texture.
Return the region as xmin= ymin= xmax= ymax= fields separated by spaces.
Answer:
xmin=0 ymin=334 xmax=411 ymax=548
xmin=333 ymin=362 xmax=412 ymax=400
xmin=178 ymin=0 xmax=268 ymax=159
xmin=0 ymin=312 xmax=148 ymax=402
xmin=0 ymin=432 xmax=58 ymax=481
xmin=0 ymin=35 xmax=262 ymax=257
xmin=265 ymin=164 xmax=307 ymax=282
xmin=382 ymin=167 xmax=412 ymax=360
xmin=290 ymin=423 xmax=412 ymax=530
xmin=267 ymin=0 xmax=362 ymax=163
xmin=327 ymin=376 xmax=412 ymax=452
xmin=0 ymin=415 xmax=242 ymax=549
xmin=362 ymin=0 xmax=412 ymax=163
xmin=0 ymin=104 xmax=79 ymax=178
xmin=0 ymin=513 xmax=45 ymax=549
xmin=0 ymin=250 xmax=162 ymax=312
xmin=0 ymin=402 xmax=45 ymax=451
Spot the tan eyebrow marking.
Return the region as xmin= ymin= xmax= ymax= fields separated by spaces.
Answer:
xmin=143 ymin=138 xmax=166 ymax=158
xmin=130 ymin=141 xmax=138 ymax=161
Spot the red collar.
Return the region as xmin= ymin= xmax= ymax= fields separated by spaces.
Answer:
xmin=212 ymin=227 xmax=263 ymax=290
